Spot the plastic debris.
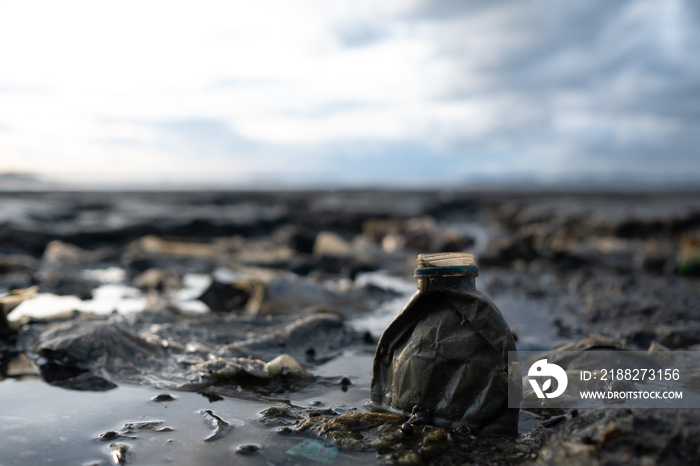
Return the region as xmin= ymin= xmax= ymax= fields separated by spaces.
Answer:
xmin=371 ymin=253 xmax=518 ymax=434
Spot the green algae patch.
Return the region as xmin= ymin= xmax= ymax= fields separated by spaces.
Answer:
xmin=297 ymin=411 xmax=453 ymax=463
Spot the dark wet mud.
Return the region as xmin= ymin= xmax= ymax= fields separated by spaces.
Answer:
xmin=1 ymin=189 xmax=699 ymax=465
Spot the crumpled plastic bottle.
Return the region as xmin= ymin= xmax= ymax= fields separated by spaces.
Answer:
xmin=371 ymin=253 xmax=518 ymax=434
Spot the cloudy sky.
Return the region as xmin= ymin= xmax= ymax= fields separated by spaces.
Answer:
xmin=0 ymin=0 xmax=698 ymax=188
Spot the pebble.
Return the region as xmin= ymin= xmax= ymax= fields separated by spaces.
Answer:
xmin=236 ymin=444 xmax=260 ymax=455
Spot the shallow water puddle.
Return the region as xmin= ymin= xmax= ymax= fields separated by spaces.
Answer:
xmin=0 ymin=354 xmax=377 ymax=465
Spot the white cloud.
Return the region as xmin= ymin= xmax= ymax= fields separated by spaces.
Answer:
xmin=0 ymin=0 xmax=698 ymax=185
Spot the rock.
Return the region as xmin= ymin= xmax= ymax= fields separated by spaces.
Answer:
xmin=360 ymin=216 xmax=470 ymax=253
xmin=197 ymin=268 xmax=360 ymax=315
xmin=47 ymin=372 xmax=118 ymax=391
xmin=534 ymin=408 xmax=700 ymax=466
xmin=233 ymin=239 xmax=294 ymax=267
xmin=133 ymin=268 xmax=182 ymax=292
xmin=122 ymin=235 xmax=223 ymax=273
xmin=266 ymin=354 xmax=305 ymax=377
xmin=151 ymin=393 xmax=177 ymax=403
xmin=236 ymin=444 xmax=260 ymax=455
xmin=5 ymin=352 xmax=40 ymax=378
xmin=41 ymin=240 xmax=112 ymax=266
xmin=197 ymin=274 xmax=263 ymax=313
xmin=257 ymin=275 xmax=345 ymax=314
xmin=271 ymin=225 xmax=317 ymax=254
xmin=224 ymin=312 xmax=360 ymax=362
xmin=564 ymin=237 xmax=636 ymax=272
xmin=480 ymin=225 xmax=543 ymax=265
xmin=186 ymin=353 xmax=313 ymax=395
xmin=192 ymin=357 xmax=275 ymax=382
xmin=552 ymin=334 xmax=630 ymax=352
xmin=313 ymin=231 xmax=354 ymax=258
xmin=637 ymin=239 xmax=674 ymax=274
xmin=98 ymin=419 xmax=172 ymax=443
xmin=402 ymin=216 xmax=439 ymax=251
xmin=202 ymin=267 xmax=379 ymax=315
xmin=656 ymin=324 xmax=700 ymax=349
xmin=35 ymin=319 xmax=167 ymax=378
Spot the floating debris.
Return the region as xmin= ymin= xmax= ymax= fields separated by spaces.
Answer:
xmin=108 ymin=443 xmax=130 ymax=465
xmin=200 ymin=409 xmax=232 ymax=442
xmin=98 ymin=419 xmax=173 ymax=442
xmin=286 ymin=438 xmax=338 ymax=464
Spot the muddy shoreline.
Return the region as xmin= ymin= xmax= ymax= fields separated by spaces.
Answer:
xmin=1 ymin=189 xmax=699 ymax=465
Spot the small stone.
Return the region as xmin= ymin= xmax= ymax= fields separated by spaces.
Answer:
xmin=98 ymin=431 xmax=119 ymax=441
xmin=406 ymin=405 xmax=431 ymax=426
xmin=267 ymin=354 xmax=305 ymax=377
xmin=151 ymin=393 xmax=176 ymax=403
xmin=236 ymin=444 xmax=260 ymax=455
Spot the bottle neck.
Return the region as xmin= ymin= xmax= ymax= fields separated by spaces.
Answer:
xmin=417 ymin=274 xmax=476 ymax=292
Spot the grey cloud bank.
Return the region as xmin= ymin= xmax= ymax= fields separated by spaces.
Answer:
xmin=0 ymin=0 xmax=698 ymax=187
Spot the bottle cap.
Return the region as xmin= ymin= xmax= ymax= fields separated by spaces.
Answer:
xmin=414 ymin=252 xmax=478 ymax=277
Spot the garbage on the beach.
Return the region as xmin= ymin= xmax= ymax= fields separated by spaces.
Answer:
xmin=371 ymin=252 xmax=518 ymax=434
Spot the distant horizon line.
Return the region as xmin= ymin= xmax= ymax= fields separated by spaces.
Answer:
xmin=0 ymin=172 xmax=698 ymax=193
